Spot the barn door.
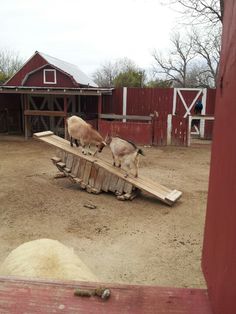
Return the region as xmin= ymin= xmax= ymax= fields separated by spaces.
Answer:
xmin=172 ymin=88 xmax=207 ymax=138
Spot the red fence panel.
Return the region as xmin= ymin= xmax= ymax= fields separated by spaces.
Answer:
xmin=171 ymin=115 xmax=188 ymax=146
xmin=127 ymin=88 xmax=173 ymax=116
xmin=102 ymin=88 xmax=123 ymax=114
xmin=98 ymin=120 xmax=153 ymax=145
xmin=152 ymin=115 xmax=167 ymax=146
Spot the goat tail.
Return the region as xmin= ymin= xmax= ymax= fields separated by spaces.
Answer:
xmin=137 ymin=148 xmax=144 ymax=156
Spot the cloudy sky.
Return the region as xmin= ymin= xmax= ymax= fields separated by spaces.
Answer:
xmin=0 ymin=0 xmax=182 ymax=76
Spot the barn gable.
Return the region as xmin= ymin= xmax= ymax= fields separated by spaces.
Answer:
xmin=21 ymin=64 xmax=78 ymax=88
xmin=4 ymin=51 xmax=97 ymax=88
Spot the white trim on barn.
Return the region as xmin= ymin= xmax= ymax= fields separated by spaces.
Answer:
xmin=43 ymin=69 xmax=57 ymax=84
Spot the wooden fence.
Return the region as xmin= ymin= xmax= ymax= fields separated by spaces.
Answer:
xmin=103 ymin=87 xmax=216 ymax=116
xmin=171 ymin=115 xmax=189 ymax=146
xmin=98 ymin=119 xmax=153 ymax=146
xmin=98 ymin=114 xmax=189 ymax=147
xmin=101 ymin=87 xmax=216 ymax=146
xmin=152 ymin=115 xmax=167 ymax=146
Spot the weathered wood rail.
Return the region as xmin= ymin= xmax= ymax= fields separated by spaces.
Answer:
xmin=0 ymin=277 xmax=212 ymax=314
xmin=34 ymin=131 xmax=182 ymax=205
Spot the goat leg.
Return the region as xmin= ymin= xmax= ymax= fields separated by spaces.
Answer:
xmin=70 ymin=136 xmax=73 ymax=147
xmin=93 ymin=150 xmax=98 ymax=156
xmin=74 ymin=139 xmax=79 ymax=147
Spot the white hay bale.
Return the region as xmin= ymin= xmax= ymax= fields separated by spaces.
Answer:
xmin=0 ymin=239 xmax=98 ymax=282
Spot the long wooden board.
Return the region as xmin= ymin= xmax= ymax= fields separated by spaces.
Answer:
xmin=34 ymin=131 xmax=182 ymax=205
xmin=0 ymin=277 xmax=212 ymax=314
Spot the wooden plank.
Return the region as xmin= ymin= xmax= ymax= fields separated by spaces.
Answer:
xmin=99 ymin=113 xmax=152 ymax=121
xmin=89 ymin=164 xmax=99 ymax=188
xmin=94 ymin=167 xmax=105 ymax=192
xmin=123 ymin=182 xmax=133 ymax=194
xmin=109 ymin=174 xmax=119 ymax=193
xmin=83 ymin=161 xmax=93 ymax=185
xmin=60 ymin=150 xmax=67 ymax=163
xmin=77 ymin=158 xmax=86 ymax=179
xmin=63 ymin=152 xmax=68 ymax=166
xmin=24 ymin=110 xmax=66 ymax=117
xmin=64 ymin=167 xmax=71 ymax=173
xmin=65 ymin=153 xmax=74 ymax=170
xmin=165 ymin=190 xmax=182 ymax=203
xmin=33 ymin=130 xmax=54 ymax=137
xmin=102 ymin=171 xmax=112 ymax=192
xmin=51 ymin=156 xmax=61 ymax=164
xmin=56 ymin=162 xmax=66 ymax=169
xmin=115 ymin=178 xmax=125 ymax=195
xmin=0 ymin=277 xmax=212 ymax=314
xmin=71 ymin=157 xmax=80 ymax=176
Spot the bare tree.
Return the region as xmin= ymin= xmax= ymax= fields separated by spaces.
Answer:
xmin=0 ymin=49 xmax=23 ymax=84
xmin=192 ymin=28 xmax=221 ymax=87
xmin=92 ymin=61 xmax=119 ymax=87
xmin=167 ymin=0 xmax=223 ymax=25
xmin=92 ymin=58 xmax=144 ymax=88
xmin=152 ymin=33 xmax=196 ymax=87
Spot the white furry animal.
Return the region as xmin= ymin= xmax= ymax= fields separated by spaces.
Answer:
xmin=67 ymin=115 xmax=106 ymax=155
xmin=103 ymin=135 xmax=144 ymax=177
xmin=0 ymin=239 xmax=98 ymax=282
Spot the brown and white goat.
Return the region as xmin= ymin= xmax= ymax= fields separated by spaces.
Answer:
xmin=102 ymin=135 xmax=144 ymax=177
xmin=67 ymin=115 xmax=106 ymax=155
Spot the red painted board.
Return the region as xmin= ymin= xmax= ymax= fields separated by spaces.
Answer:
xmin=98 ymin=120 xmax=152 ymax=145
xmin=201 ymin=1 xmax=236 ymax=314
xmin=0 ymin=277 xmax=212 ymax=314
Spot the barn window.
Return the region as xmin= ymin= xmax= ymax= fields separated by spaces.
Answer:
xmin=43 ymin=69 xmax=57 ymax=84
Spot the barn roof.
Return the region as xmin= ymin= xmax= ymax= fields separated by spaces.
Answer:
xmin=37 ymin=52 xmax=98 ymax=87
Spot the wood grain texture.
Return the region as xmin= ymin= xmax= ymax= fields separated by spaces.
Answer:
xmin=0 ymin=277 xmax=212 ymax=314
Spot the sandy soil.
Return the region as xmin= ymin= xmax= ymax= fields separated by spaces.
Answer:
xmin=0 ymin=135 xmax=211 ymax=288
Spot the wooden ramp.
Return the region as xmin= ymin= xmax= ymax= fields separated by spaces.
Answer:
xmin=34 ymin=131 xmax=182 ymax=206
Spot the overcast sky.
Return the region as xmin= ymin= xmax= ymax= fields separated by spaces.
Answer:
xmin=0 ymin=0 xmax=182 ymax=76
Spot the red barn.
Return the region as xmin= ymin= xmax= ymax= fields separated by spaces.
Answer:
xmin=0 ymin=51 xmax=112 ymax=136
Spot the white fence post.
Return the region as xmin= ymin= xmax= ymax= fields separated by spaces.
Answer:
xmin=188 ymin=116 xmax=192 ymax=147
xmin=172 ymin=88 xmax=177 ymax=115
xmin=167 ymin=114 xmax=172 ymax=145
xmin=200 ymin=88 xmax=207 ymax=138
xmin=122 ymin=87 xmax=127 ymax=122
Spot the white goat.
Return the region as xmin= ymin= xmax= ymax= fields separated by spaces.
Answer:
xmin=0 ymin=239 xmax=98 ymax=282
xmin=102 ymin=135 xmax=144 ymax=177
xmin=67 ymin=115 xmax=106 ymax=155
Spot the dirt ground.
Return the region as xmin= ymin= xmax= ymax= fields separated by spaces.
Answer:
xmin=0 ymin=135 xmax=211 ymax=288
